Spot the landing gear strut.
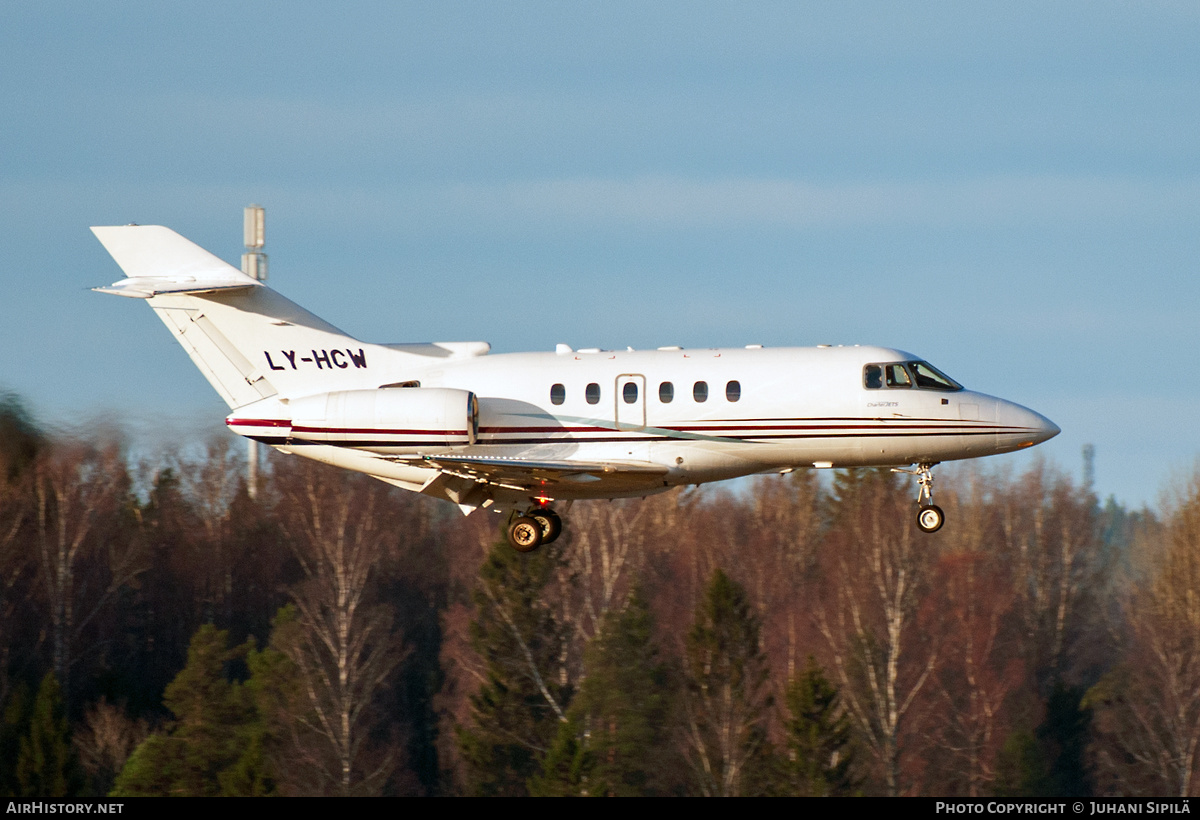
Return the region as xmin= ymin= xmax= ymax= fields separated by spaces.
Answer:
xmin=893 ymin=462 xmax=944 ymax=534
xmin=506 ymin=506 xmax=564 ymax=552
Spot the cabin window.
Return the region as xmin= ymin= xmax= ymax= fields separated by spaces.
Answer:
xmin=659 ymin=381 xmax=674 ymax=403
xmin=623 ymin=381 xmax=638 ymax=404
xmin=550 ymin=383 xmax=565 ymax=405
xmin=726 ymin=380 xmax=741 ymax=402
xmin=693 ymin=381 xmax=708 ymax=402
xmin=586 ymin=383 xmax=601 ymax=404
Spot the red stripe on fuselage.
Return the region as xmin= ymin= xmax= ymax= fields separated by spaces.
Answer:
xmin=227 ymin=417 xmax=1036 ymax=443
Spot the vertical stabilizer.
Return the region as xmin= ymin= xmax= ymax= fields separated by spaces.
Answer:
xmin=92 ymin=225 xmax=395 ymax=408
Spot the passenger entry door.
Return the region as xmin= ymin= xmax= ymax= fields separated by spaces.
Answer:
xmin=615 ymin=374 xmax=646 ymax=430
xmin=614 ymin=374 xmax=651 ymax=462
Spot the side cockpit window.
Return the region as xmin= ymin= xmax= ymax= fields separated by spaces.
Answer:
xmin=885 ymin=364 xmax=911 ymax=388
xmin=864 ymin=361 xmax=962 ymax=391
xmin=864 ymin=364 xmax=883 ymax=389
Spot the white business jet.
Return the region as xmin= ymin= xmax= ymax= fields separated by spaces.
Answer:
xmin=92 ymin=225 xmax=1059 ymax=551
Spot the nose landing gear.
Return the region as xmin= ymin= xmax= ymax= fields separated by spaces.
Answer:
xmin=506 ymin=506 xmax=564 ymax=552
xmin=916 ymin=503 xmax=944 ymax=534
xmin=893 ymin=462 xmax=944 ymax=534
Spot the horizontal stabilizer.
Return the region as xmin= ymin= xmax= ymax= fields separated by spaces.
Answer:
xmin=92 ymin=279 xmax=259 ymax=298
xmin=91 ymin=225 xmax=261 ymax=299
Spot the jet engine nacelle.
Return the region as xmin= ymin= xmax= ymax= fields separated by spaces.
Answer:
xmin=288 ymin=387 xmax=479 ymax=447
xmin=227 ymin=387 xmax=479 ymax=448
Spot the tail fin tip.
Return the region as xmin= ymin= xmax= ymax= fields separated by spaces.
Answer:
xmin=92 ymin=224 xmax=260 ymax=298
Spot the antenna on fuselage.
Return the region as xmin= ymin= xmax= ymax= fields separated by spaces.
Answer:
xmin=242 ymin=204 xmax=268 ymax=500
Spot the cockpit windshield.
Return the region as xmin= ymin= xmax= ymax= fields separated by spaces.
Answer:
xmin=864 ymin=361 xmax=962 ymax=391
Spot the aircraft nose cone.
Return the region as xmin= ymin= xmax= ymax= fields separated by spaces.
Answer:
xmin=1032 ymin=413 xmax=1060 ymax=446
xmin=998 ymin=400 xmax=1060 ymax=447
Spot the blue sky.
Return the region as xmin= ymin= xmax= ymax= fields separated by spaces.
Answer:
xmin=2 ymin=2 xmax=1198 ymax=507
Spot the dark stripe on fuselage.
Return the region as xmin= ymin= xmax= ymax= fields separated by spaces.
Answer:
xmin=233 ymin=417 xmax=1035 ymax=449
xmin=253 ymin=430 xmax=1026 ymax=449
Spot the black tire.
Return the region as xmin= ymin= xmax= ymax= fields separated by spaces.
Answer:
xmin=531 ymin=510 xmax=563 ymax=544
xmin=508 ymin=516 xmax=544 ymax=552
xmin=916 ymin=504 xmax=945 ymax=534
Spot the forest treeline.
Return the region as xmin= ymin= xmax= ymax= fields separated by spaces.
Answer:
xmin=1 ymin=391 xmax=1198 ymax=797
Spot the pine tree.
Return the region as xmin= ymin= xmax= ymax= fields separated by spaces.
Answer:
xmin=531 ymin=585 xmax=675 ymax=796
xmin=993 ymin=729 xmax=1050 ymax=797
xmin=16 ymin=673 xmax=83 ymax=797
xmin=241 ymin=610 xmax=303 ymax=793
xmin=1037 ymin=682 xmax=1093 ymax=797
xmin=0 ymin=684 xmax=32 ymax=797
xmin=0 ymin=392 xmax=40 ymax=484
xmin=993 ymin=684 xmax=1093 ymax=797
xmin=681 ymin=568 xmax=775 ymax=796
xmin=456 ymin=538 xmax=571 ymax=796
xmin=782 ymin=656 xmax=857 ymax=796
xmin=111 ymin=625 xmax=270 ymax=796
xmin=529 ymin=715 xmax=591 ymax=796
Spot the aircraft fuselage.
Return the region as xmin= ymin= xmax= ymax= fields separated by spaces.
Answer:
xmin=228 ymin=343 xmax=1058 ymax=502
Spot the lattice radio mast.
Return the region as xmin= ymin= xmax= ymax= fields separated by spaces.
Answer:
xmin=241 ymin=205 xmax=268 ymax=499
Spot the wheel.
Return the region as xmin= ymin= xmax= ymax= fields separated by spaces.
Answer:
xmin=916 ymin=504 xmax=945 ymax=534
xmin=508 ymin=516 xmax=544 ymax=552
xmin=530 ymin=510 xmax=563 ymax=544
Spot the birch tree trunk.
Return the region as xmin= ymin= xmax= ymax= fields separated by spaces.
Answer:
xmin=274 ymin=461 xmax=401 ymax=795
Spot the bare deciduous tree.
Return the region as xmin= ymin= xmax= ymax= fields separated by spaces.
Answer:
xmin=926 ymin=550 xmax=1025 ymax=796
xmin=565 ymin=499 xmax=651 ymax=643
xmin=1090 ymin=473 xmax=1200 ymax=796
xmin=996 ymin=463 xmax=1100 ymax=686
xmin=273 ymin=461 xmax=403 ymax=795
xmin=816 ymin=471 xmax=938 ymax=795
xmin=0 ymin=468 xmax=32 ymax=705
xmin=74 ymin=698 xmax=148 ymax=794
xmin=33 ymin=440 xmax=141 ymax=698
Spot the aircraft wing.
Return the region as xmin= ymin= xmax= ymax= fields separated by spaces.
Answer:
xmin=406 ymin=453 xmax=669 ymax=492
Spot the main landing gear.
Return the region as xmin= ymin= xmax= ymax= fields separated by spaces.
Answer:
xmin=892 ymin=462 xmax=944 ymax=534
xmin=506 ymin=506 xmax=564 ymax=552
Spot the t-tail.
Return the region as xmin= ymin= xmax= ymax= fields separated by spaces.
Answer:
xmin=92 ymin=225 xmax=402 ymax=409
